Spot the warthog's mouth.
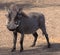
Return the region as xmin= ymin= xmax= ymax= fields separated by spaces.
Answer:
xmin=8 ymin=28 xmax=15 ymax=31
xmin=7 ymin=26 xmax=17 ymax=31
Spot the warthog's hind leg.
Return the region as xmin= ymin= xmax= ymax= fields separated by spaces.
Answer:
xmin=40 ymin=26 xmax=51 ymax=48
xmin=31 ymin=32 xmax=38 ymax=47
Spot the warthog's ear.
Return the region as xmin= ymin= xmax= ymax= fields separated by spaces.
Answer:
xmin=16 ymin=8 xmax=23 ymax=14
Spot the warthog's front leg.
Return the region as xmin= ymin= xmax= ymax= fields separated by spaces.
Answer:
xmin=11 ymin=31 xmax=17 ymax=52
xmin=20 ymin=33 xmax=24 ymax=52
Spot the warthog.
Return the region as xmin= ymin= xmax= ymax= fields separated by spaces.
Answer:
xmin=6 ymin=7 xmax=50 ymax=52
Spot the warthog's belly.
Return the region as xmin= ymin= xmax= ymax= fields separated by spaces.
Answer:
xmin=23 ymin=23 xmax=39 ymax=34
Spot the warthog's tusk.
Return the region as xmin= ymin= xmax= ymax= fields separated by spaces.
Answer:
xmin=16 ymin=25 xmax=19 ymax=27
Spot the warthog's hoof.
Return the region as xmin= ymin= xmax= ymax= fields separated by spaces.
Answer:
xmin=30 ymin=44 xmax=35 ymax=47
xmin=48 ymin=43 xmax=51 ymax=48
xmin=20 ymin=49 xmax=23 ymax=52
xmin=11 ymin=48 xmax=16 ymax=52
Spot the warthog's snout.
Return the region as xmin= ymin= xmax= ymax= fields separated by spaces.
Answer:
xmin=7 ymin=23 xmax=19 ymax=31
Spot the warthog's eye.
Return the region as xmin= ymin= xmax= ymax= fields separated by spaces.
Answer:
xmin=17 ymin=13 xmax=22 ymax=18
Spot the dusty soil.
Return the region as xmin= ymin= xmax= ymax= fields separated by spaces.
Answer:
xmin=0 ymin=5 xmax=60 ymax=55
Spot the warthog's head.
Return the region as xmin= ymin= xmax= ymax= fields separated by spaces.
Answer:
xmin=6 ymin=5 xmax=22 ymax=31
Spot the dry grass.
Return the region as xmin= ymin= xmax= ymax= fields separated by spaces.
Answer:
xmin=0 ymin=4 xmax=60 ymax=55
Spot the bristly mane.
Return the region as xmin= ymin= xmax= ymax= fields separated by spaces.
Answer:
xmin=18 ymin=8 xmax=28 ymax=18
xmin=21 ymin=11 xmax=28 ymax=18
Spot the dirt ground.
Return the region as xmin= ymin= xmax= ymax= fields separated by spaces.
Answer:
xmin=0 ymin=5 xmax=60 ymax=55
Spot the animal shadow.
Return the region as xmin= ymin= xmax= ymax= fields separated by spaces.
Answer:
xmin=0 ymin=43 xmax=60 ymax=55
xmin=39 ymin=43 xmax=60 ymax=52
